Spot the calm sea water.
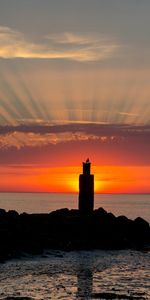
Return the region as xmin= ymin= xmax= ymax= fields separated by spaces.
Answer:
xmin=0 ymin=192 xmax=150 ymax=222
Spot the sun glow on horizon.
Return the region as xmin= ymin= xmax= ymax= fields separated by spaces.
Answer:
xmin=94 ymin=179 xmax=104 ymax=193
xmin=0 ymin=164 xmax=150 ymax=194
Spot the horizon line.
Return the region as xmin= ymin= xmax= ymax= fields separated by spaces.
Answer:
xmin=0 ymin=191 xmax=150 ymax=195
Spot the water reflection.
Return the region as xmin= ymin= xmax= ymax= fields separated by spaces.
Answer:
xmin=0 ymin=250 xmax=149 ymax=299
xmin=76 ymin=268 xmax=93 ymax=299
xmin=76 ymin=253 xmax=94 ymax=299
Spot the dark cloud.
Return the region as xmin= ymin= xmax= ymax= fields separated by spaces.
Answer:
xmin=0 ymin=122 xmax=150 ymax=138
xmin=0 ymin=123 xmax=150 ymax=166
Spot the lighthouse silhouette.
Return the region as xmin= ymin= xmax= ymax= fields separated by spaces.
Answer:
xmin=78 ymin=158 xmax=94 ymax=213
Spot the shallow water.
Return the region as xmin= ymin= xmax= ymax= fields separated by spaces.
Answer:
xmin=0 ymin=250 xmax=149 ymax=300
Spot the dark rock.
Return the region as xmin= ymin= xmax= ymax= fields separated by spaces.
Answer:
xmin=134 ymin=217 xmax=149 ymax=231
xmin=92 ymin=292 xmax=146 ymax=299
xmin=0 ymin=208 xmax=6 ymax=217
xmin=7 ymin=210 xmax=19 ymax=218
xmin=0 ymin=207 xmax=149 ymax=261
xmin=94 ymin=207 xmax=108 ymax=218
xmin=50 ymin=208 xmax=69 ymax=216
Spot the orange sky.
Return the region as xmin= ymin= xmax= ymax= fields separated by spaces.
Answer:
xmin=0 ymin=1 xmax=150 ymax=194
xmin=0 ymin=165 xmax=150 ymax=194
xmin=0 ymin=123 xmax=150 ymax=193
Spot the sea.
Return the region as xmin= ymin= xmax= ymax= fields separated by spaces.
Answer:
xmin=0 ymin=193 xmax=149 ymax=300
xmin=0 ymin=192 xmax=149 ymax=222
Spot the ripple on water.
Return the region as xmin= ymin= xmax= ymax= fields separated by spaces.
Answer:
xmin=0 ymin=250 xmax=149 ymax=300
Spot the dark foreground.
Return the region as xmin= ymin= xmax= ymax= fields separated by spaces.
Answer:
xmin=0 ymin=207 xmax=150 ymax=262
xmin=1 ymin=293 xmax=148 ymax=300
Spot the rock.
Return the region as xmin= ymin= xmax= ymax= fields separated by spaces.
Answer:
xmin=92 ymin=292 xmax=146 ymax=299
xmin=0 ymin=208 xmax=6 ymax=217
xmin=7 ymin=210 xmax=19 ymax=219
xmin=0 ymin=207 xmax=149 ymax=261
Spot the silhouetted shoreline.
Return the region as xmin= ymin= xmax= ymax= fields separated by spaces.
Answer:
xmin=0 ymin=207 xmax=150 ymax=262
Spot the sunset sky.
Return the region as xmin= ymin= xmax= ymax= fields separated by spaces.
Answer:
xmin=0 ymin=0 xmax=150 ymax=193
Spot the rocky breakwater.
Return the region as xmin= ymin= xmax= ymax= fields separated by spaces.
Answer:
xmin=0 ymin=207 xmax=150 ymax=261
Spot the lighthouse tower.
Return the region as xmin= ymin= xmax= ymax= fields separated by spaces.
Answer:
xmin=78 ymin=158 xmax=94 ymax=213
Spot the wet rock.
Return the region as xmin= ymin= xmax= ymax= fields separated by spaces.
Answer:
xmin=92 ymin=292 xmax=146 ymax=299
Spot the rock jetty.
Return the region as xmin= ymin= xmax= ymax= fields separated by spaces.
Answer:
xmin=0 ymin=207 xmax=150 ymax=262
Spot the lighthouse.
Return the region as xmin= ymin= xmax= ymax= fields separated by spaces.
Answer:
xmin=78 ymin=158 xmax=94 ymax=213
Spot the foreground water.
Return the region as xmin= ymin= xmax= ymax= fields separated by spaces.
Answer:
xmin=0 ymin=250 xmax=149 ymax=300
xmin=0 ymin=192 xmax=150 ymax=222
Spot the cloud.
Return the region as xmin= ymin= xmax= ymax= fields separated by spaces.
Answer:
xmin=0 ymin=122 xmax=150 ymax=136
xmin=0 ymin=123 xmax=150 ymax=150
xmin=0 ymin=130 xmax=103 ymax=149
xmin=0 ymin=123 xmax=150 ymax=166
xmin=0 ymin=26 xmax=120 ymax=62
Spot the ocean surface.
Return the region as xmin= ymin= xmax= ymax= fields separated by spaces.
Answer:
xmin=0 ymin=193 xmax=150 ymax=300
xmin=0 ymin=192 xmax=150 ymax=222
